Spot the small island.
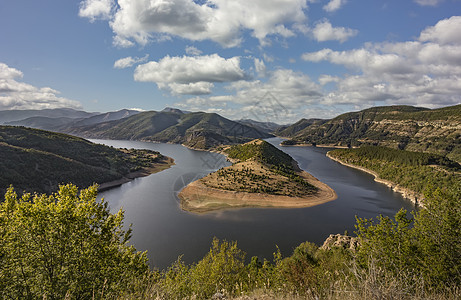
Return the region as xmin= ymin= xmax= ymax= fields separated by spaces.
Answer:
xmin=179 ymin=139 xmax=337 ymax=213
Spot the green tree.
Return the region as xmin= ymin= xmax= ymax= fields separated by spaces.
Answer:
xmin=0 ymin=184 xmax=148 ymax=299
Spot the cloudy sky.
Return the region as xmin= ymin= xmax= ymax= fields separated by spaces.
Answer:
xmin=1 ymin=0 xmax=460 ymax=123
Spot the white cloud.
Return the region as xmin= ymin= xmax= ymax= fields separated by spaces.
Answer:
xmin=323 ymin=0 xmax=347 ymax=12
xmin=254 ymin=58 xmax=266 ymax=77
xmin=174 ymin=68 xmax=322 ymax=122
xmin=166 ymin=82 xmax=214 ymax=95
xmin=419 ymin=16 xmax=461 ymax=45
xmin=113 ymin=55 xmax=149 ymax=69
xmin=318 ymin=74 xmax=340 ymax=85
xmin=134 ymin=54 xmax=245 ymax=95
xmin=414 ymin=0 xmax=444 ymax=6
xmin=311 ymin=20 xmax=358 ymax=43
xmin=78 ymin=0 xmax=115 ymax=22
xmin=301 ymin=16 xmax=461 ymax=108
xmin=80 ymin=0 xmax=309 ymax=47
xmin=185 ymin=46 xmax=202 ymax=56
xmin=0 ymin=63 xmax=82 ymax=110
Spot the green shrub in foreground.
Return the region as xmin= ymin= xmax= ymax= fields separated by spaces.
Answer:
xmin=0 ymin=184 xmax=149 ymax=300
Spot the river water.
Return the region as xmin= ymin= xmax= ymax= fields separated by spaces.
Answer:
xmin=95 ymin=137 xmax=414 ymax=270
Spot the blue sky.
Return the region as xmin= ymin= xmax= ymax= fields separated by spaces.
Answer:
xmin=1 ymin=0 xmax=460 ymax=123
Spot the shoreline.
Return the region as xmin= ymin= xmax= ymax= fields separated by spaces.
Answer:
xmin=326 ymin=152 xmax=423 ymax=207
xmin=179 ymin=169 xmax=337 ymax=214
xmin=98 ymin=156 xmax=175 ymax=192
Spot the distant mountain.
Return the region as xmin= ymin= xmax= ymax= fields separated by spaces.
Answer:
xmin=161 ymin=107 xmax=189 ymax=114
xmin=64 ymin=110 xmax=273 ymax=149
xmin=0 ymin=108 xmax=97 ymax=124
xmin=0 ymin=126 xmax=172 ymax=194
xmin=282 ymin=104 xmax=461 ymax=162
xmin=5 ymin=116 xmax=84 ymax=130
xmin=5 ymin=109 xmax=141 ymax=131
xmin=275 ymin=118 xmax=326 ymax=137
xmin=236 ymin=119 xmax=282 ymax=135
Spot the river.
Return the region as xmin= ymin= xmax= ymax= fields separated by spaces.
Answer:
xmin=95 ymin=137 xmax=414 ymax=270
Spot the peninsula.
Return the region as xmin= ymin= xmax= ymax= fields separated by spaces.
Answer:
xmin=179 ymin=139 xmax=336 ymax=213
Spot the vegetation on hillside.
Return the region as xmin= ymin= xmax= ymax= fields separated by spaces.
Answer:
xmin=1 ymin=184 xmax=459 ymax=299
xmin=328 ymin=146 xmax=461 ymax=198
xmin=63 ymin=111 xmax=272 ymax=150
xmin=280 ymin=104 xmax=461 ymax=162
xmin=203 ymin=140 xmax=318 ymax=196
xmin=0 ymin=126 xmax=170 ymax=194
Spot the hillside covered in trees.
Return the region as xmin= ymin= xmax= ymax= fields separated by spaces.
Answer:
xmin=0 ymin=126 xmax=173 ymax=194
xmin=327 ymin=146 xmax=461 ymax=204
xmin=280 ymin=104 xmax=461 ymax=162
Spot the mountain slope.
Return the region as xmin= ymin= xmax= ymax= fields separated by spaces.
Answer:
xmin=0 ymin=108 xmax=97 ymax=124
xmin=275 ymin=118 xmax=326 ymax=137
xmin=283 ymin=105 xmax=461 ymax=162
xmin=0 ymin=126 xmax=172 ymax=194
xmin=65 ymin=111 xmax=273 ymax=149
xmin=6 ymin=109 xmax=140 ymax=131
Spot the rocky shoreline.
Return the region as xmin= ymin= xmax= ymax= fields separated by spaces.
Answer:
xmin=326 ymin=152 xmax=424 ymax=207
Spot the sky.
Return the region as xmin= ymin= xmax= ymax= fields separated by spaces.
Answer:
xmin=1 ymin=0 xmax=460 ymax=123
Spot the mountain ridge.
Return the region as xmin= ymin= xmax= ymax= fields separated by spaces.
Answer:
xmin=280 ymin=104 xmax=461 ymax=162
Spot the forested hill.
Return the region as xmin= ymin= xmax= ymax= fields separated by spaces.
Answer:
xmin=64 ymin=110 xmax=273 ymax=149
xmin=0 ymin=126 xmax=171 ymax=194
xmin=281 ymin=104 xmax=461 ymax=162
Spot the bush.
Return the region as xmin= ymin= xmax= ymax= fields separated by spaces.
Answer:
xmin=0 ymin=184 xmax=149 ymax=299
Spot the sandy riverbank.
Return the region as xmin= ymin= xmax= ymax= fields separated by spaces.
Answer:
xmin=98 ymin=156 xmax=174 ymax=191
xmin=326 ymin=152 xmax=423 ymax=207
xmin=179 ymin=169 xmax=337 ymax=213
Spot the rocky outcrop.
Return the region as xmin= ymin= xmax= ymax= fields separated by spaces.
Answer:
xmin=321 ymin=234 xmax=360 ymax=251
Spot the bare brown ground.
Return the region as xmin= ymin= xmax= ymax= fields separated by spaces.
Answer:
xmin=179 ymin=165 xmax=337 ymax=213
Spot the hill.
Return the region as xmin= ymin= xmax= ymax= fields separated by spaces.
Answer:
xmin=0 ymin=108 xmax=98 ymax=124
xmin=179 ymin=139 xmax=336 ymax=212
xmin=275 ymin=118 xmax=326 ymax=137
xmin=5 ymin=109 xmax=140 ymax=131
xmin=327 ymin=146 xmax=461 ymax=206
xmin=281 ymin=104 xmax=461 ymax=162
xmin=0 ymin=126 xmax=173 ymax=194
xmin=64 ymin=111 xmax=273 ymax=149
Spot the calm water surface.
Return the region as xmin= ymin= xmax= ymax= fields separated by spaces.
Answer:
xmin=95 ymin=138 xmax=414 ymax=270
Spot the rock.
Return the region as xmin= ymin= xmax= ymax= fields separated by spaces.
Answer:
xmin=321 ymin=234 xmax=359 ymax=251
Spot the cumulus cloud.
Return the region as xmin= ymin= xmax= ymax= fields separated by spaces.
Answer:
xmin=301 ymin=16 xmax=461 ymax=108
xmin=78 ymin=0 xmax=115 ymax=21
xmin=323 ymin=0 xmax=347 ymax=12
xmin=254 ymin=58 xmax=266 ymax=77
xmin=174 ymin=68 xmax=322 ymax=122
xmin=134 ymin=54 xmax=245 ymax=95
xmin=185 ymin=46 xmax=202 ymax=56
xmin=419 ymin=16 xmax=461 ymax=45
xmin=0 ymin=63 xmax=82 ymax=110
xmin=311 ymin=20 xmax=358 ymax=43
xmin=414 ymin=0 xmax=444 ymax=6
xmin=113 ymin=55 xmax=149 ymax=69
xmin=80 ymin=0 xmax=309 ymax=47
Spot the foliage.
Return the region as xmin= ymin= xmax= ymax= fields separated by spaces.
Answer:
xmin=0 ymin=184 xmax=149 ymax=299
xmin=0 ymin=126 xmax=167 ymax=194
xmin=356 ymin=186 xmax=461 ymax=288
xmin=1 ymin=183 xmax=459 ymax=299
xmin=328 ymin=146 xmax=461 ymax=196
